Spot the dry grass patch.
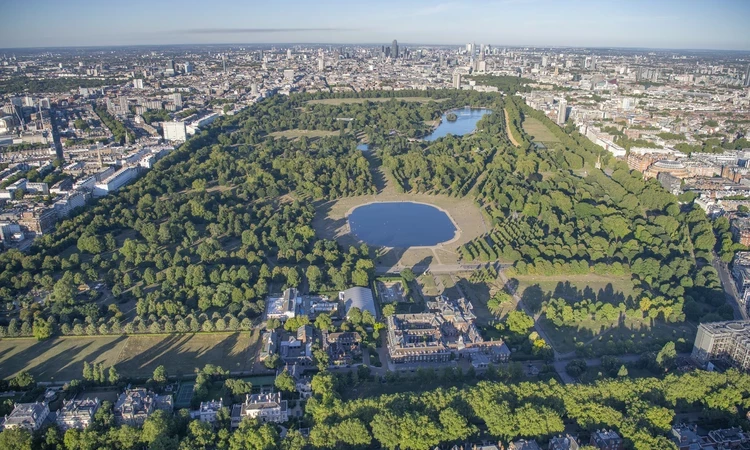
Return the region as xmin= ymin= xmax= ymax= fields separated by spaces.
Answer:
xmin=0 ymin=332 xmax=259 ymax=381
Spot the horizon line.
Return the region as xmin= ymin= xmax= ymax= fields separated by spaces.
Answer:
xmin=1 ymin=42 xmax=749 ymax=53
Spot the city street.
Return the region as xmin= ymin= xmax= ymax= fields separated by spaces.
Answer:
xmin=712 ymin=254 xmax=748 ymax=320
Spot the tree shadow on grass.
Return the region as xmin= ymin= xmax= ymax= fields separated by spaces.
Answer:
xmin=116 ymin=332 xmax=245 ymax=379
xmin=0 ymin=335 xmax=127 ymax=381
xmin=311 ymin=200 xmax=350 ymax=243
xmin=520 ymin=284 xmax=548 ymax=315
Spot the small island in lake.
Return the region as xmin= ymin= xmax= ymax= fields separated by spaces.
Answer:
xmin=446 ymin=112 xmax=458 ymax=122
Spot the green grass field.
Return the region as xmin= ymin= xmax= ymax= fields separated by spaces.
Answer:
xmin=540 ymin=316 xmax=696 ymax=355
xmin=511 ymin=273 xmax=695 ymax=354
xmin=307 ymin=97 xmax=446 ymax=105
xmin=0 ymin=331 xmax=260 ymax=381
xmin=522 ymin=117 xmax=561 ymax=143
xmin=514 ymin=274 xmax=636 ymax=304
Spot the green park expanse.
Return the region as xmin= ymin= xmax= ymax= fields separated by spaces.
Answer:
xmin=268 ymin=129 xmax=339 ymax=139
xmin=514 ymin=273 xmax=697 ymax=354
xmin=0 ymin=81 xmax=742 ymax=449
xmin=0 ymin=331 xmax=259 ymax=381
xmin=307 ymin=97 xmax=447 ymax=105
xmin=522 ymin=117 xmax=561 ymax=143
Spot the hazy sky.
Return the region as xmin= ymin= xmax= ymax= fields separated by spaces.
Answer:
xmin=2 ymin=0 xmax=749 ymax=50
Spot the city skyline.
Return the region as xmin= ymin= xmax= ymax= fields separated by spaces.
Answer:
xmin=2 ymin=0 xmax=750 ymax=50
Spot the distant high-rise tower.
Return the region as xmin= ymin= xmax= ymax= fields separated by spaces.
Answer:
xmin=318 ymin=57 xmax=325 ymax=72
xmin=541 ymin=55 xmax=548 ymax=68
xmin=391 ymin=40 xmax=399 ymax=59
xmin=453 ymin=72 xmax=462 ymax=89
xmin=166 ymin=59 xmax=175 ymax=76
xmin=745 ymin=64 xmax=750 ymax=87
xmin=287 ymin=49 xmax=292 ymax=60
xmin=222 ymin=55 xmax=227 ymax=73
xmin=171 ymin=93 xmax=183 ymax=108
xmin=557 ymin=100 xmax=568 ymax=125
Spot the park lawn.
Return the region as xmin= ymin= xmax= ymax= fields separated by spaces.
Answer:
xmin=115 ymin=331 xmax=258 ymax=378
xmin=513 ymin=273 xmax=640 ymax=354
xmin=456 ymin=277 xmax=499 ymax=327
xmin=307 ymin=97 xmax=446 ymax=105
xmin=418 ymin=273 xmax=439 ymax=296
xmin=268 ymin=129 xmax=338 ymax=140
xmin=514 ymin=273 xmax=636 ymax=306
xmin=0 ymin=332 xmax=259 ymax=381
xmin=522 ymin=117 xmax=561 ymax=143
xmin=538 ymin=315 xmax=696 ymax=355
xmin=0 ymin=335 xmax=127 ymax=382
xmin=438 ymin=275 xmax=462 ymax=299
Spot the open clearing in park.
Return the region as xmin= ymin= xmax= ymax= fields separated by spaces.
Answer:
xmin=538 ymin=315 xmax=696 ymax=355
xmin=268 ymin=129 xmax=338 ymax=140
xmin=511 ymin=273 xmax=695 ymax=354
xmin=307 ymin=97 xmax=447 ymax=105
xmin=0 ymin=331 xmax=260 ymax=381
xmin=522 ymin=117 xmax=561 ymax=143
xmin=513 ymin=273 xmax=636 ymax=305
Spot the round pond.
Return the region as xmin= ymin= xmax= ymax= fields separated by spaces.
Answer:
xmin=347 ymin=202 xmax=458 ymax=247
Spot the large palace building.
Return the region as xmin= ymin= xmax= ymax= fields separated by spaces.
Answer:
xmin=386 ymin=296 xmax=510 ymax=366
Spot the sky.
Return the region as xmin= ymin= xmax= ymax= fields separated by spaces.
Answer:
xmin=1 ymin=0 xmax=749 ymax=50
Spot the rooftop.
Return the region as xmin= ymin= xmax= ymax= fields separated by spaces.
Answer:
xmin=266 ymin=288 xmax=299 ymax=319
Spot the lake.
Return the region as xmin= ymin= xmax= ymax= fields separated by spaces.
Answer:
xmin=347 ymin=202 xmax=457 ymax=247
xmin=423 ymin=107 xmax=492 ymax=141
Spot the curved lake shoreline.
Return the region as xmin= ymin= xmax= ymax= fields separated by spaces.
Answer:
xmin=423 ymin=107 xmax=492 ymax=141
xmin=312 ymin=191 xmax=487 ymax=268
xmin=345 ymin=201 xmax=461 ymax=248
